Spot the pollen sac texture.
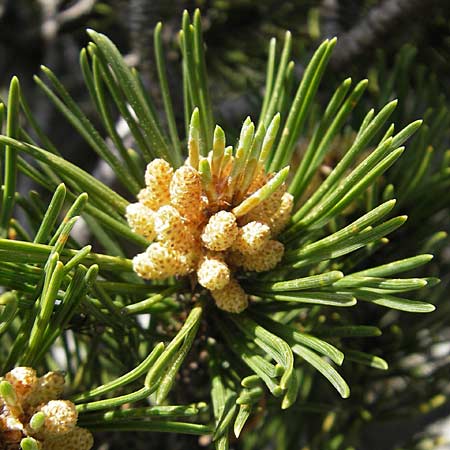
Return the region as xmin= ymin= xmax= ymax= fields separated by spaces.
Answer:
xmin=138 ymin=158 xmax=173 ymax=210
xmin=0 ymin=367 xmax=93 ymax=450
xmin=201 ymin=211 xmax=238 ymax=251
xmin=126 ymin=117 xmax=293 ymax=313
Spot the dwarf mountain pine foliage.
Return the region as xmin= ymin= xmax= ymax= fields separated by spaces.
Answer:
xmin=0 ymin=9 xmax=448 ymax=450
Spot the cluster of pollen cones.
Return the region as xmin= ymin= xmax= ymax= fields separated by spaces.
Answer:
xmin=126 ymin=114 xmax=293 ymax=313
xmin=0 ymin=367 xmax=93 ymax=450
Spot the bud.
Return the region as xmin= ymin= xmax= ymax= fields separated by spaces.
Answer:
xmin=0 ymin=380 xmax=18 ymax=407
xmin=243 ymin=182 xmax=286 ymax=224
xmin=270 ymin=192 xmax=294 ymax=235
xmin=125 ymin=203 xmax=156 ymax=240
xmin=5 ymin=367 xmax=37 ymax=401
xmin=29 ymin=411 xmax=45 ymax=431
xmin=44 ymin=426 xmax=93 ymax=450
xmin=235 ymin=239 xmax=284 ymax=272
xmin=211 ymin=278 xmax=248 ymax=313
xmin=138 ymin=158 xmax=173 ymax=210
xmin=233 ymin=221 xmax=271 ymax=255
xmin=20 ymin=437 xmax=41 ymax=450
xmin=201 ymin=211 xmax=238 ymax=251
xmin=170 ymin=165 xmax=204 ymax=222
xmin=14 ymin=370 xmax=65 ymax=407
xmin=133 ymin=244 xmax=182 ymax=280
xmin=197 ymin=254 xmax=230 ymax=290
xmin=246 ymin=165 xmax=266 ymax=194
xmin=39 ymin=400 xmax=78 ymax=436
xmin=154 ymin=205 xmax=195 ymax=252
